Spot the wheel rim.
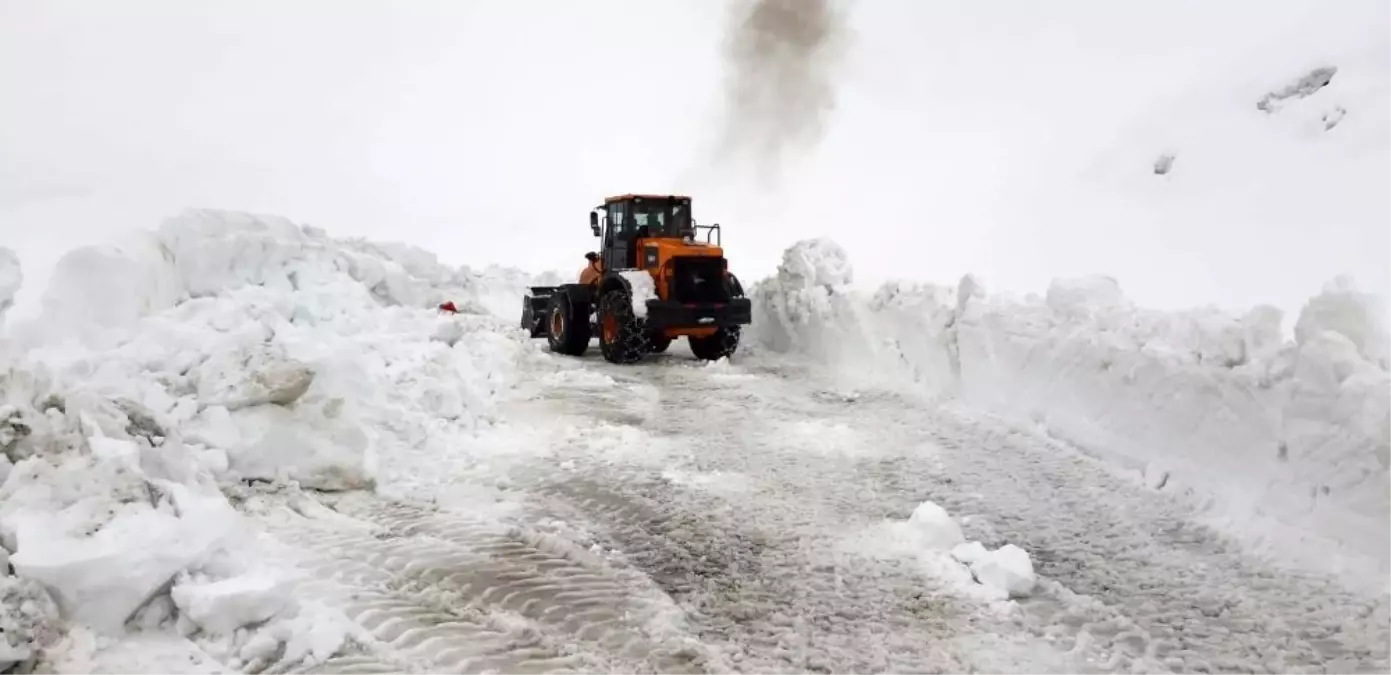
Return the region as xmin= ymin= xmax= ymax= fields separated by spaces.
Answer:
xmin=551 ymin=308 xmax=563 ymax=336
xmin=602 ymin=312 xmax=618 ymax=343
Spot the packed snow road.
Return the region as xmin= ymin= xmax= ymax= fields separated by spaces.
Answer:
xmin=252 ymin=346 xmax=1388 ymax=674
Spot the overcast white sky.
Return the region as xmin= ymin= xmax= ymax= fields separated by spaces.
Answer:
xmin=2 ymin=0 xmax=1386 ymax=320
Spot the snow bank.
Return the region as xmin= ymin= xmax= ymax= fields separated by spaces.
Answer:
xmin=754 ymin=239 xmax=1391 ymax=583
xmin=0 ymin=208 xmax=543 ymax=667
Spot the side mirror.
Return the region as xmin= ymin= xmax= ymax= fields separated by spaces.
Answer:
xmin=589 ymin=211 xmax=600 ymax=236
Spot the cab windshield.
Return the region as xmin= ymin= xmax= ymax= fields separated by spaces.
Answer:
xmin=630 ymin=197 xmax=692 ymax=238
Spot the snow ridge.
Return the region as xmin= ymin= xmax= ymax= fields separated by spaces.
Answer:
xmin=752 ymin=238 xmax=1391 ymax=586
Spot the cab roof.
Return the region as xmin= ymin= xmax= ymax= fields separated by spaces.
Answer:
xmin=603 ymin=194 xmax=691 ymax=204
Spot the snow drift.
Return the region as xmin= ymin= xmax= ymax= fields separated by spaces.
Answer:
xmin=753 ymin=238 xmax=1390 ymax=585
xmin=0 ymin=209 xmax=543 ymax=668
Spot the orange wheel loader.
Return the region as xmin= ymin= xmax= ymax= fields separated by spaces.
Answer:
xmin=520 ymin=194 xmax=750 ymax=364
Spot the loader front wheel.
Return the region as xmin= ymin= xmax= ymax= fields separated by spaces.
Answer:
xmin=648 ymin=333 xmax=672 ymax=354
xmin=546 ymin=294 xmax=590 ymax=356
xmin=689 ymin=326 xmax=740 ymax=361
xmin=597 ymin=289 xmax=648 ymax=364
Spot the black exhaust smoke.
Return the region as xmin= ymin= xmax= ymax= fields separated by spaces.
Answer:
xmin=706 ymin=0 xmax=848 ymax=184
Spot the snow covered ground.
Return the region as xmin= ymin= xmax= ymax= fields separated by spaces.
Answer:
xmin=1 ymin=209 xmax=1386 ymax=673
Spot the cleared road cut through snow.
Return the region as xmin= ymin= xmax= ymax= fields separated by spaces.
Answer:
xmin=0 ymin=211 xmax=1386 ymax=673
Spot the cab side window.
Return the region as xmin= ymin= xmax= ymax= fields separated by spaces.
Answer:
xmin=607 ymin=202 xmax=626 ymax=238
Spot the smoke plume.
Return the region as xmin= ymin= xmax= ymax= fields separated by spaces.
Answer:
xmin=709 ymin=0 xmax=847 ymax=183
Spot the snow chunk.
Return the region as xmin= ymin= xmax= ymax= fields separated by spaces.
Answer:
xmin=35 ymin=232 xmax=183 ymax=342
xmin=226 ymin=403 xmax=373 ymax=491
xmin=157 ymin=210 xmax=309 ymax=299
xmin=194 ymin=342 xmax=315 ymax=410
xmin=905 ymin=500 xmax=966 ymax=550
xmin=0 ymin=576 xmax=62 ymax=668
xmin=6 ymin=482 xmax=241 ymax=634
xmin=1294 ymin=275 xmax=1389 ymax=368
xmin=964 ymin=544 xmax=1037 ymax=599
xmin=777 ymin=238 xmax=853 ymax=290
xmin=171 ymin=571 xmax=291 ymax=635
xmin=950 ymin=541 xmax=989 ymax=566
xmin=619 ymin=270 xmax=656 ymax=319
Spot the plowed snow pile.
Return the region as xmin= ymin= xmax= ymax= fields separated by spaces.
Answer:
xmin=0 ymin=209 xmax=543 ymax=671
xmin=752 ymin=238 xmax=1390 ymax=587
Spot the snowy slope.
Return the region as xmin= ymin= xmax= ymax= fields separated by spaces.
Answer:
xmin=0 ymin=209 xmax=549 ymax=671
xmin=751 ymin=238 xmax=1390 ymax=587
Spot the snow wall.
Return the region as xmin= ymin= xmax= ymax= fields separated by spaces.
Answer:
xmin=0 ymin=209 xmax=544 ymax=668
xmin=751 ymin=238 xmax=1390 ymax=583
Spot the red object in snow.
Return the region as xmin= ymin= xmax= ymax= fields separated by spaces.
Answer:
xmin=438 ymin=301 xmax=458 ymax=314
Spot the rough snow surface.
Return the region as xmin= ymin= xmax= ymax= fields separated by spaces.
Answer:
xmin=753 ymin=239 xmax=1391 ymax=587
xmin=619 ymin=269 xmax=657 ymax=319
xmin=0 ymin=576 xmax=62 ymax=669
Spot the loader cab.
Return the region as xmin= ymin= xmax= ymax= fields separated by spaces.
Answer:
xmin=589 ymin=194 xmax=694 ymax=271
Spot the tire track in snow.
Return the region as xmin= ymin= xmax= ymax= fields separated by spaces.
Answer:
xmin=753 ymin=364 xmax=1389 ymax=672
xmin=255 ymin=492 xmax=718 ymax=674
xmin=902 ymin=409 xmax=1391 ymax=674
xmin=516 ymin=351 xmax=1389 ymax=673
xmin=507 ymin=357 xmax=1063 ymax=673
xmin=513 ymin=468 xmax=983 ymax=674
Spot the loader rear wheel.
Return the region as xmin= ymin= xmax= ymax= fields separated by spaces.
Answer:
xmin=546 ymin=294 xmax=590 ymax=356
xmin=597 ymin=289 xmax=648 ymax=364
xmin=689 ymin=326 xmax=740 ymax=361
